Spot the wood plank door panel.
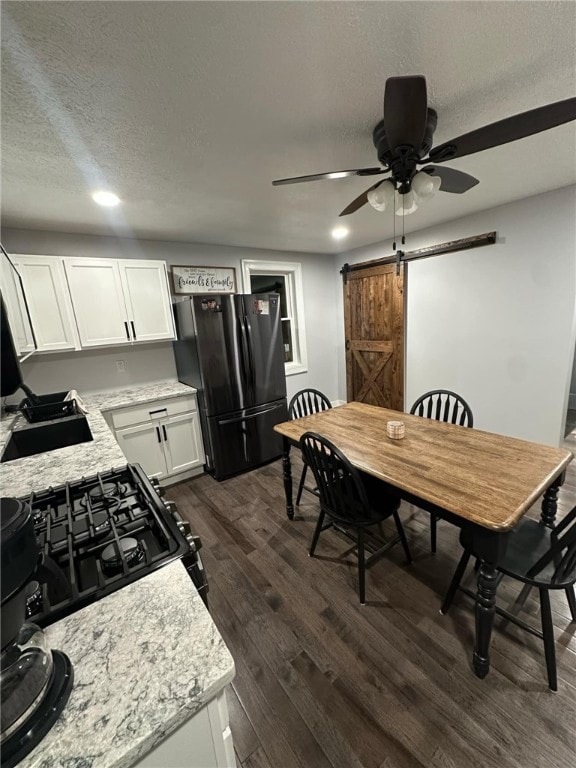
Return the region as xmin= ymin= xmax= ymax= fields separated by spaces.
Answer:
xmin=344 ymin=263 xmax=404 ymax=410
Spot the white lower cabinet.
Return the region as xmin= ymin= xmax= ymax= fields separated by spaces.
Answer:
xmin=163 ymin=412 xmax=204 ymax=475
xmin=115 ymin=422 xmax=168 ymax=479
xmin=110 ymin=395 xmax=204 ymax=483
xmin=136 ymin=689 xmax=235 ymax=768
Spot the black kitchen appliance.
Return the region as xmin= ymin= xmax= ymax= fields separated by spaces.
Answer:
xmin=18 ymin=463 xmax=208 ymax=628
xmin=173 ymin=293 xmax=288 ymax=479
xmin=1 ymin=292 xmax=75 ymax=421
xmin=1 ymin=498 xmax=74 ymax=768
xmin=0 ymin=295 xmax=23 ymax=398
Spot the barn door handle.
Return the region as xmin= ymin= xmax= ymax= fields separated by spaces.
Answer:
xmin=345 ymin=339 xmax=350 ymax=350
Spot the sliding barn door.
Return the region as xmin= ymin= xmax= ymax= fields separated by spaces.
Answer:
xmin=343 ymin=263 xmax=405 ymax=410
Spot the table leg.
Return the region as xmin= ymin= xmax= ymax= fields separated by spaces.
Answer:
xmin=281 ymin=436 xmax=294 ymax=520
xmin=473 ymin=559 xmax=499 ymax=678
xmin=540 ymin=472 xmax=565 ymax=528
xmin=461 ymin=526 xmax=509 ymax=679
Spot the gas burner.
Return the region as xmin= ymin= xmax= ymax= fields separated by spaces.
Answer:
xmin=89 ymin=482 xmax=123 ymax=502
xmin=100 ymin=538 xmax=144 ymax=572
xmin=82 ymin=481 xmax=127 ymax=510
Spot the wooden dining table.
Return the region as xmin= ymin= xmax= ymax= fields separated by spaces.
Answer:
xmin=274 ymin=401 xmax=573 ymax=679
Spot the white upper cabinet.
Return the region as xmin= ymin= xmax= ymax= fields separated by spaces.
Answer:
xmin=65 ymin=258 xmax=131 ymax=347
xmin=10 ymin=255 xmax=79 ymax=352
xmin=118 ymin=260 xmax=175 ymax=343
xmin=64 ymin=257 xmax=175 ymax=348
xmin=1 ymin=255 xmax=35 ymax=356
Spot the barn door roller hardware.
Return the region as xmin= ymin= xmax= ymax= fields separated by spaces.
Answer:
xmin=339 ymin=231 xmax=497 ymax=276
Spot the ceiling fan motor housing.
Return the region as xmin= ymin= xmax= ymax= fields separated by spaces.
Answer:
xmin=372 ymin=108 xmax=438 ymax=189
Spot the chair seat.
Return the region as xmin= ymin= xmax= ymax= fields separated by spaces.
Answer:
xmin=325 ymin=473 xmax=400 ymax=528
xmin=463 ymin=518 xmax=568 ymax=588
xmin=361 ymin=474 xmax=401 ymax=511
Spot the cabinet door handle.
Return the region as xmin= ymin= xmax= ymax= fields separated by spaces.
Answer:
xmin=131 ymin=321 xmax=137 ymax=340
xmin=124 ymin=321 xmax=130 ymax=341
xmin=162 ymin=425 xmax=168 ymax=442
xmin=156 ymin=426 xmax=161 ymax=443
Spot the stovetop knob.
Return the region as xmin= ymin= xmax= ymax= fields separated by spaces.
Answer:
xmin=177 ymin=519 xmax=191 ymax=536
xmin=186 ymin=534 xmax=202 ymax=551
xmin=150 ymin=477 xmax=165 ymax=496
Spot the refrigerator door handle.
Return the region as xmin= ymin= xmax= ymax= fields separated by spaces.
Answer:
xmin=243 ymin=314 xmax=256 ymax=395
xmin=238 ymin=314 xmax=253 ymax=400
xmin=218 ymin=404 xmax=281 ymax=426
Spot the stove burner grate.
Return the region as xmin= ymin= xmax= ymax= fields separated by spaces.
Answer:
xmin=22 ymin=464 xmax=197 ymax=627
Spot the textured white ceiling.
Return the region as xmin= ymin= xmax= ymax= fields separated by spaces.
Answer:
xmin=1 ymin=1 xmax=575 ymax=254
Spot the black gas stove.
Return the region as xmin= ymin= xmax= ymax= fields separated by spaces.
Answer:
xmin=21 ymin=463 xmax=207 ymax=627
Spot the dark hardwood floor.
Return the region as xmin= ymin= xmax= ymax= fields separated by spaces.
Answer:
xmin=175 ymin=437 xmax=576 ymax=768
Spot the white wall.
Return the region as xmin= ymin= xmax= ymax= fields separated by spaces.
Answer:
xmin=1 ymin=228 xmax=341 ymax=403
xmin=569 ymin=350 xmax=576 ymax=411
xmin=337 ymin=185 xmax=576 ymax=447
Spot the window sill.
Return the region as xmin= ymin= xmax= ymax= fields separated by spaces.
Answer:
xmin=285 ymin=362 xmax=308 ymax=377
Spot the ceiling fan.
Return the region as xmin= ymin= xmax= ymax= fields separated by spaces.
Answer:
xmin=272 ymin=75 xmax=576 ymax=217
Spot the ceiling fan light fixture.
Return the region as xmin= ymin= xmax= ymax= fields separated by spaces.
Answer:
xmin=395 ymin=190 xmax=418 ymax=215
xmin=412 ymin=171 xmax=441 ymax=200
xmin=367 ymin=180 xmax=395 ymax=211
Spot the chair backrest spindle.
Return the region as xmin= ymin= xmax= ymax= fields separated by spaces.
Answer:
xmin=410 ymin=389 xmax=473 ymax=428
xmin=289 ymin=388 xmax=332 ymax=420
xmin=300 ymin=432 xmax=373 ymax=526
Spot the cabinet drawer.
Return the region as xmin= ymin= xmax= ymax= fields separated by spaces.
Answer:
xmin=110 ymin=395 xmax=197 ymax=429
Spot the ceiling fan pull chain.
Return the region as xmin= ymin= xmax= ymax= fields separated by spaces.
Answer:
xmin=392 ymin=192 xmax=397 ymax=251
xmin=402 ymin=200 xmax=406 ymax=246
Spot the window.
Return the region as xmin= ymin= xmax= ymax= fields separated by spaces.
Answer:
xmin=241 ymin=260 xmax=307 ymax=376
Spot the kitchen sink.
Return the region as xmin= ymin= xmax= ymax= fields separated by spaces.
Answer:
xmin=1 ymin=414 xmax=93 ymax=463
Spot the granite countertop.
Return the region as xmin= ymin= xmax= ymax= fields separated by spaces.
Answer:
xmin=0 ymin=380 xmax=196 ymax=497
xmin=1 ymin=381 xmax=236 ymax=768
xmin=18 ymin=562 xmax=235 ymax=768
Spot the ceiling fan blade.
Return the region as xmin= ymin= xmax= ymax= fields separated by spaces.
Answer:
xmin=428 ymin=96 xmax=576 ymax=163
xmin=339 ymin=179 xmax=388 ymax=217
xmin=272 ymin=168 xmax=385 ymax=186
xmin=421 ymin=165 xmax=479 ymax=193
xmin=384 ymin=75 xmax=428 ymax=152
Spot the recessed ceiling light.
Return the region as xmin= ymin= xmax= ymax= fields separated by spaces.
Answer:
xmin=92 ymin=190 xmax=121 ymax=207
xmin=331 ymin=226 xmax=349 ymax=241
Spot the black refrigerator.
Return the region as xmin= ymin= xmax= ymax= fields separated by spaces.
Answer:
xmin=173 ymin=294 xmax=288 ymax=480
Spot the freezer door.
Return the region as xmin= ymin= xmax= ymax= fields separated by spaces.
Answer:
xmin=241 ymin=294 xmax=287 ymax=407
xmin=192 ymin=294 xmax=253 ymax=414
xmin=207 ymin=399 xmax=288 ymax=480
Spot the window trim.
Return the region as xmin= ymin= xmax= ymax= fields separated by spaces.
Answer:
xmin=241 ymin=259 xmax=308 ymax=376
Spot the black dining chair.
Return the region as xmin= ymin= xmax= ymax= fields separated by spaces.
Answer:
xmin=441 ymin=505 xmax=576 ymax=690
xmin=300 ymin=431 xmax=412 ymax=605
xmin=289 ymin=388 xmax=332 ymax=506
xmin=409 ymin=389 xmax=474 ymax=553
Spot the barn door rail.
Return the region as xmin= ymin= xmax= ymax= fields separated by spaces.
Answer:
xmin=340 ymin=231 xmax=496 ymax=276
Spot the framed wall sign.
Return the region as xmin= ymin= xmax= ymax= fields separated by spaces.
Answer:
xmin=170 ymin=265 xmax=237 ymax=295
